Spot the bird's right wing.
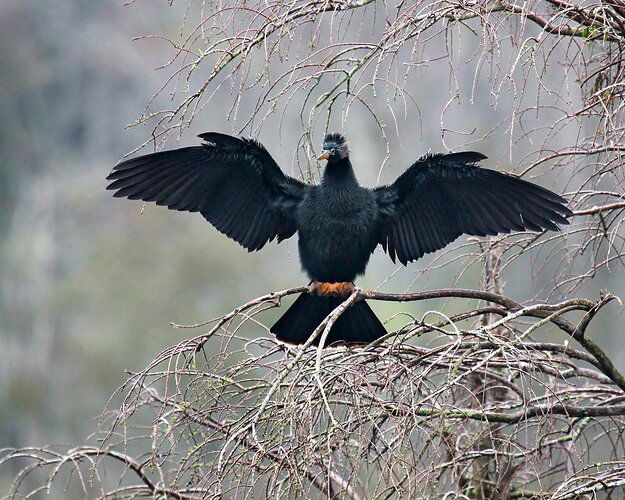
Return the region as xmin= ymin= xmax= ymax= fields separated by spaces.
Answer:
xmin=374 ymin=152 xmax=573 ymax=265
xmin=106 ymin=133 xmax=307 ymax=251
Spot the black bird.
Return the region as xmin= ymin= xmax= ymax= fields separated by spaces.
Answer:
xmin=106 ymin=132 xmax=572 ymax=346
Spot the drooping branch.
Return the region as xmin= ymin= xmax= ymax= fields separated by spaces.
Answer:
xmin=2 ymin=278 xmax=623 ymax=498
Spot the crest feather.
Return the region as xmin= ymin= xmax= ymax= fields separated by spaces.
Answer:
xmin=323 ymin=133 xmax=346 ymax=145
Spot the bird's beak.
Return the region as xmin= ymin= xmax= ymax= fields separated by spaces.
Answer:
xmin=316 ymin=151 xmax=330 ymax=161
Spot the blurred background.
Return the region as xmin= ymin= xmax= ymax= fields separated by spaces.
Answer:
xmin=1 ymin=0 xmax=624 ymax=491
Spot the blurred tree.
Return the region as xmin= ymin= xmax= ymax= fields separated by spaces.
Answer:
xmin=3 ymin=0 xmax=625 ymax=498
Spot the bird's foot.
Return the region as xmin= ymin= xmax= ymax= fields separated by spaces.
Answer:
xmin=310 ymin=281 xmax=355 ymax=297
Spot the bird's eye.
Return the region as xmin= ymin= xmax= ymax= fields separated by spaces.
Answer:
xmin=330 ymin=148 xmax=336 ymax=154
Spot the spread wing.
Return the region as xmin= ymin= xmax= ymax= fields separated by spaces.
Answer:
xmin=374 ymin=152 xmax=573 ymax=265
xmin=106 ymin=132 xmax=306 ymax=251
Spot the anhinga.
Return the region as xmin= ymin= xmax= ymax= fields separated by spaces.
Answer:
xmin=107 ymin=132 xmax=572 ymax=346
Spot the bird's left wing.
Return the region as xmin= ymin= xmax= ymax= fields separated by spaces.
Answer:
xmin=374 ymin=152 xmax=573 ymax=265
xmin=106 ymin=133 xmax=306 ymax=251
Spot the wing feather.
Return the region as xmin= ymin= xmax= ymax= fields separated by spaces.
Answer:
xmin=404 ymin=208 xmax=422 ymax=258
xmin=107 ymin=134 xmax=306 ymax=251
xmin=375 ymin=152 xmax=572 ymax=264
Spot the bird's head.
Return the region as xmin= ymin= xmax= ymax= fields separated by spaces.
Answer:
xmin=317 ymin=133 xmax=349 ymax=162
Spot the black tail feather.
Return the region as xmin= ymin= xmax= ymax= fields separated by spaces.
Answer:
xmin=270 ymin=292 xmax=386 ymax=347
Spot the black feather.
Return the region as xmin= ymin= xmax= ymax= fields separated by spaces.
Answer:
xmin=323 ymin=133 xmax=347 ymax=145
xmin=271 ymin=292 xmax=386 ymax=346
xmin=375 ymin=151 xmax=572 ymax=263
xmin=107 ymin=133 xmax=572 ymax=347
xmin=442 ymin=151 xmax=488 ymax=164
xmin=107 ymin=136 xmax=306 ymax=253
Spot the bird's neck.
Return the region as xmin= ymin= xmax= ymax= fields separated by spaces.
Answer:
xmin=322 ymin=158 xmax=357 ymax=186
